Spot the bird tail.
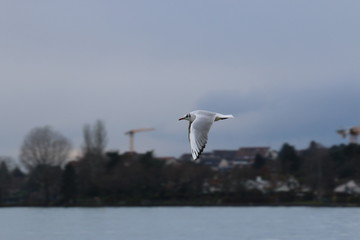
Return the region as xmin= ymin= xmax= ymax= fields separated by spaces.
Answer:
xmin=215 ymin=114 xmax=234 ymax=121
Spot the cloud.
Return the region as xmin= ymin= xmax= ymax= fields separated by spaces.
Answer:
xmin=195 ymin=78 xmax=360 ymax=151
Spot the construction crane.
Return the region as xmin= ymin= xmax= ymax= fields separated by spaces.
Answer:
xmin=125 ymin=128 xmax=155 ymax=154
xmin=337 ymin=126 xmax=360 ymax=144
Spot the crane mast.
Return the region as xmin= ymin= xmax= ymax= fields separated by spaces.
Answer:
xmin=125 ymin=128 xmax=155 ymax=154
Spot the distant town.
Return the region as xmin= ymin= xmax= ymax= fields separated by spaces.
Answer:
xmin=1 ymin=122 xmax=360 ymax=206
xmin=0 ymin=121 xmax=360 ymax=206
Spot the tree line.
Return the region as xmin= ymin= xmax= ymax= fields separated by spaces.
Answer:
xmin=1 ymin=121 xmax=360 ymax=206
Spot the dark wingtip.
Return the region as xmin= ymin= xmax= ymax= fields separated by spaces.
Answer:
xmin=193 ymin=143 xmax=206 ymax=161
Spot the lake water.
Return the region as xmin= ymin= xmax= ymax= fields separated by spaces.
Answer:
xmin=0 ymin=207 xmax=359 ymax=240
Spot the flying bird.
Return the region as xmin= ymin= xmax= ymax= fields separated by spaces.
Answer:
xmin=179 ymin=110 xmax=234 ymax=160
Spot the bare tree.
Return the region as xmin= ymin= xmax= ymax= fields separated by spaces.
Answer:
xmin=20 ymin=126 xmax=71 ymax=170
xmin=83 ymin=124 xmax=93 ymax=155
xmin=82 ymin=120 xmax=107 ymax=157
xmin=20 ymin=126 xmax=71 ymax=205
xmin=78 ymin=120 xmax=107 ymax=196
xmin=0 ymin=158 xmax=11 ymax=203
xmin=94 ymin=120 xmax=107 ymax=155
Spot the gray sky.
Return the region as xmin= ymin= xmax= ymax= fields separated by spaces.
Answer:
xmin=1 ymin=1 xmax=360 ymax=159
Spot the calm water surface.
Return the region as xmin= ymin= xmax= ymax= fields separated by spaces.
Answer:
xmin=0 ymin=207 xmax=359 ymax=240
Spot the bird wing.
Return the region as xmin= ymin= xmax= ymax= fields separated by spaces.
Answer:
xmin=189 ymin=115 xmax=214 ymax=160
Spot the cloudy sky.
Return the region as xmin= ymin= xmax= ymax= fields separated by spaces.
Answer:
xmin=1 ymin=1 xmax=360 ymax=160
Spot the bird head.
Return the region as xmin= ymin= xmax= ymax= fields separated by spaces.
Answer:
xmin=178 ymin=113 xmax=192 ymax=121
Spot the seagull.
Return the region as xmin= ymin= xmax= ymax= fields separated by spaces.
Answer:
xmin=179 ymin=110 xmax=234 ymax=160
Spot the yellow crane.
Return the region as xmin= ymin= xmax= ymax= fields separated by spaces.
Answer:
xmin=125 ymin=128 xmax=155 ymax=154
xmin=337 ymin=126 xmax=360 ymax=144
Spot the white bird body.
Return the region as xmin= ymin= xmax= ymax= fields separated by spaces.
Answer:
xmin=179 ymin=110 xmax=234 ymax=160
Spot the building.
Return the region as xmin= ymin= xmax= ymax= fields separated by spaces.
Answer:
xmin=234 ymin=147 xmax=274 ymax=164
xmin=334 ymin=180 xmax=360 ymax=194
xmin=179 ymin=146 xmax=276 ymax=170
